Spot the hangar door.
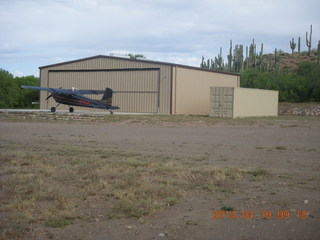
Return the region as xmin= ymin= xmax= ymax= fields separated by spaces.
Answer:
xmin=47 ymin=68 xmax=160 ymax=113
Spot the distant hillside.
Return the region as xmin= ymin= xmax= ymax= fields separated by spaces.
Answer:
xmin=264 ymin=50 xmax=319 ymax=72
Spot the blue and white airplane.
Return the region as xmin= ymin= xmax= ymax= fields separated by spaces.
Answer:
xmin=22 ymin=86 xmax=120 ymax=114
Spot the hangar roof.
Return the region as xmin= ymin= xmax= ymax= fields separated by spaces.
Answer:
xmin=39 ymin=55 xmax=240 ymax=76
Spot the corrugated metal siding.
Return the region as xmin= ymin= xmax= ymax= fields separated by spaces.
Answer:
xmin=113 ymin=93 xmax=158 ymax=113
xmin=40 ymin=57 xmax=172 ymax=114
xmin=47 ymin=70 xmax=159 ymax=113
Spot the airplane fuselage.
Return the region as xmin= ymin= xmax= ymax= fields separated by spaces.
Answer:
xmin=52 ymin=92 xmax=107 ymax=109
xmin=21 ymin=86 xmax=119 ymax=113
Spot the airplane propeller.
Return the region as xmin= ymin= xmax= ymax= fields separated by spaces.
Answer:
xmin=45 ymin=94 xmax=52 ymax=100
xmin=45 ymin=87 xmax=62 ymax=100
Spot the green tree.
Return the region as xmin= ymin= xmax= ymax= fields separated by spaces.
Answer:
xmin=0 ymin=69 xmax=19 ymax=108
xmin=127 ymin=53 xmax=146 ymax=59
xmin=276 ymin=73 xmax=309 ymax=102
xmin=0 ymin=68 xmax=39 ymax=108
xmin=297 ymin=62 xmax=320 ymax=101
xmin=15 ymin=75 xmax=40 ymax=108
xmin=240 ymin=68 xmax=312 ymax=102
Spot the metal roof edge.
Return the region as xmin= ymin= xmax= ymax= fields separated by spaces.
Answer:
xmin=172 ymin=64 xmax=240 ymax=76
xmin=39 ymin=55 xmax=240 ymax=76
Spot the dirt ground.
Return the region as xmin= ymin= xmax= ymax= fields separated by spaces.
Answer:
xmin=1 ymin=115 xmax=320 ymax=240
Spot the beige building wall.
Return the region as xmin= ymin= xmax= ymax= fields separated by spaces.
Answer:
xmin=233 ymin=88 xmax=278 ymax=118
xmin=172 ymin=66 xmax=240 ymax=115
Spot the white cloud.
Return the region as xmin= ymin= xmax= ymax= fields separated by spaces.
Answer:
xmin=0 ymin=0 xmax=320 ymax=75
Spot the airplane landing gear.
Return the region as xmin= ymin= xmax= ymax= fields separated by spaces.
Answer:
xmin=50 ymin=103 xmax=60 ymax=113
xmin=50 ymin=106 xmax=74 ymax=113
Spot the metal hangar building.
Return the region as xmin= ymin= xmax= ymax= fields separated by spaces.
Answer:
xmin=39 ymin=55 xmax=240 ymax=115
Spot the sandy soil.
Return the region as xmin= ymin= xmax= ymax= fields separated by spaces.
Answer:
xmin=1 ymin=117 xmax=320 ymax=240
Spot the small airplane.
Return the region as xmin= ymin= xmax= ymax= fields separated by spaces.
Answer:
xmin=21 ymin=86 xmax=120 ymax=114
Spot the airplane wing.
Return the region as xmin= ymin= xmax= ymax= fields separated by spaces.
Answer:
xmin=22 ymin=86 xmax=105 ymax=95
xmin=76 ymin=90 xmax=105 ymax=95
xmin=21 ymin=86 xmax=54 ymax=92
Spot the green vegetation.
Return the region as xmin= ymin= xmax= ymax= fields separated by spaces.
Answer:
xmin=201 ymin=25 xmax=319 ymax=72
xmin=0 ymin=68 xmax=39 ymax=108
xmin=165 ymin=197 xmax=178 ymax=206
xmin=126 ymin=53 xmax=146 ymax=59
xmin=221 ymin=205 xmax=235 ymax=211
xmin=200 ymin=25 xmax=320 ymax=102
xmin=45 ymin=218 xmax=73 ymax=228
xmin=201 ymin=39 xmax=320 ymax=103
xmin=276 ymin=145 xmax=287 ymax=150
xmin=240 ymin=62 xmax=320 ymax=102
xmin=248 ymin=168 xmax=271 ymax=178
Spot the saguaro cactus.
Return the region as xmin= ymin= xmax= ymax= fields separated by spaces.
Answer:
xmin=290 ymin=38 xmax=296 ymax=55
xmin=210 ymin=59 xmax=214 ymax=69
xmin=248 ymin=38 xmax=256 ymax=68
xmin=200 ymin=56 xmax=206 ymax=68
xmin=215 ymin=47 xmax=224 ymax=70
xmin=227 ymin=40 xmax=233 ymax=71
xmin=317 ymin=40 xmax=320 ymax=65
xmin=306 ymin=25 xmax=312 ymax=55
xmin=234 ymin=44 xmax=244 ymax=72
xmin=259 ymin=43 xmax=264 ymax=71
xmin=274 ymin=48 xmax=281 ymax=72
xmin=200 ymin=56 xmax=216 ymax=69
xmin=298 ymin=37 xmax=301 ymax=53
xmin=266 ymin=56 xmax=272 ymax=72
xmin=244 ymin=46 xmax=248 ymax=70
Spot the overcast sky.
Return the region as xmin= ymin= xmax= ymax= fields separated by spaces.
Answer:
xmin=1 ymin=0 xmax=319 ymax=77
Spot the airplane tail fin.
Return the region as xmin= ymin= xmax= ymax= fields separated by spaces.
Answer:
xmin=101 ymin=88 xmax=113 ymax=108
xmin=100 ymin=88 xmax=120 ymax=110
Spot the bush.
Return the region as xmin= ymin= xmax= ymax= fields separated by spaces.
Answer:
xmin=240 ymin=63 xmax=320 ymax=102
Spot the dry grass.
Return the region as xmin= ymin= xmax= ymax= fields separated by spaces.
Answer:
xmin=3 ymin=111 xmax=320 ymax=127
xmin=0 ymin=141 xmax=274 ymax=239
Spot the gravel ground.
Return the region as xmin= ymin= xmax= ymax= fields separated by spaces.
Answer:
xmin=1 ymin=116 xmax=320 ymax=240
